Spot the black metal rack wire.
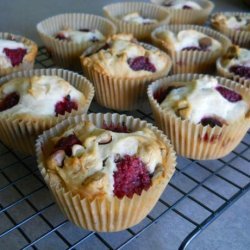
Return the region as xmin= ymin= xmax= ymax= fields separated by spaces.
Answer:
xmin=0 ymin=47 xmax=249 ymax=250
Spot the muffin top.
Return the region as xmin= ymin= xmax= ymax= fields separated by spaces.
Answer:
xmin=219 ymin=45 xmax=250 ymax=79
xmin=0 ymin=39 xmax=28 ymax=69
xmin=157 ymin=76 xmax=249 ymax=126
xmin=153 ymin=29 xmax=221 ymax=52
xmin=55 ymin=27 xmax=105 ymax=43
xmin=45 ymin=120 xmax=168 ymax=199
xmin=0 ymin=75 xmax=86 ymax=118
xmin=121 ymin=12 xmax=158 ymax=25
xmin=211 ymin=13 xmax=250 ymax=31
xmin=84 ymin=34 xmax=169 ymax=77
xmin=162 ymin=0 xmax=202 ymax=9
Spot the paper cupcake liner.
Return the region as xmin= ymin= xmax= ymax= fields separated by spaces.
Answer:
xmin=216 ymin=58 xmax=250 ymax=89
xmin=0 ymin=68 xmax=94 ymax=155
xmin=151 ymin=0 xmax=214 ymax=24
xmin=0 ymin=32 xmax=38 ymax=77
xmin=103 ymin=2 xmax=171 ymax=41
xmin=151 ymin=24 xmax=232 ymax=74
xmin=81 ymin=43 xmax=172 ymax=111
xmin=37 ymin=13 xmax=117 ymax=70
xmin=36 ymin=113 xmax=176 ymax=232
xmin=211 ymin=12 xmax=250 ymax=48
xmin=147 ymin=74 xmax=250 ymax=160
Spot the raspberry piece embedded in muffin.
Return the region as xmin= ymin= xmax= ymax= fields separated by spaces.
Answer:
xmin=55 ymin=95 xmax=78 ymax=116
xmin=128 ymin=56 xmax=156 ymax=72
xmin=229 ymin=65 xmax=250 ymax=79
xmin=154 ymin=86 xmax=181 ymax=104
xmin=55 ymin=33 xmax=68 ymax=41
xmin=53 ymin=134 xmax=82 ymax=156
xmin=200 ymin=117 xmax=223 ymax=128
xmin=3 ymin=48 xmax=27 ymax=67
xmin=113 ymin=155 xmax=151 ymax=199
xmin=183 ymin=5 xmax=192 ymax=9
xmin=216 ymin=86 xmax=242 ymax=102
xmin=102 ymin=122 xmax=130 ymax=133
xmin=0 ymin=92 xmax=20 ymax=111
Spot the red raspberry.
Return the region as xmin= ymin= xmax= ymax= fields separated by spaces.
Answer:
xmin=113 ymin=155 xmax=151 ymax=199
xmin=153 ymin=86 xmax=181 ymax=104
xmin=103 ymin=122 xmax=130 ymax=133
xmin=216 ymin=86 xmax=242 ymax=102
xmin=183 ymin=5 xmax=192 ymax=9
xmin=55 ymin=34 xmax=68 ymax=41
xmin=3 ymin=48 xmax=27 ymax=67
xmin=229 ymin=65 xmax=250 ymax=79
xmin=53 ymin=134 xmax=81 ymax=156
xmin=0 ymin=92 xmax=20 ymax=111
xmin=182 ymin=46 xmax=205 ymax=51
xmin=128 ymin=56 xmax=156 ymax=72
xmin=55 ymin=95 xmax=78 ymax=116
xmin=200 ymin=117 xmax=223 ymax=128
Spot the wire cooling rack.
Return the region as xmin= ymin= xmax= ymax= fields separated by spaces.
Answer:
xmin=0 ymin=47 xmax=249 ymax=250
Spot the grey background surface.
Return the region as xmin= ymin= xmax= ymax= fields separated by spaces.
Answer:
xmin=0 ymin=0 xmax=249 ymax=249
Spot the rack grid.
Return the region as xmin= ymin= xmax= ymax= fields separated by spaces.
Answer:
xmin=0 ymin=47 xmax=249 ymax=250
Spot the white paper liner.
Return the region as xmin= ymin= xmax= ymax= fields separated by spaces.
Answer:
xmin=0 ymin=32 xmax=38 ymax=76
xmin=211 ymin=12 xmax=250 ymax=48
xmin=103 ymin=2 xmax=171 ymax=41
xmin=81 ymin=42 xmax=172 ymax=111
xmin=150 ymin=0 xmax=214 ymax=24
xmin=37 ymin=13 xmax=117 ymax=70
xmin=147 ymin=74 xmax=250 ymax=160
xmin=36 ymin=113 xmax=176 ymax=232
xmin=151 ymin=24 xmax=232 ymax=74
xmin=0 ymin=68 xmax=94 ymax=155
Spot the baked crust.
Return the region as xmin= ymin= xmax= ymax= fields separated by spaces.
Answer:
xmin=82 ymin=33 xmax=171 ymax=78
xmin=0 ymin=75 xmax=86 ymax=122
xmin=0 ymin=33 xmax=38 ymax=75
xmin=44 ymin=121 xmax=170 ymax=200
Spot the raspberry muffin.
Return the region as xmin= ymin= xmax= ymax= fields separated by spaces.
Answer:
xmin=0 ymin=33 xmax=37 ymax=76
xmin=217 ymin=45 xmax=250 ymax=88
xmin=211 ymin=12 xmax=250 ymax=48
xmin=0 ymin=69 xmax=94 ymax=155
xmin=148 ymin=74 xmax=250 ymax=160
xmin=151 ymin=0 xmax=214 ymax=24
xmin=36 ymin=113 xmax=176 ymax=232
xmin=151 ymin=25 xmax=231 ymax=73
xmin=103 ymin=2 xmax=171 ymax=41
xmin=81 ymin=34 xmax=172 ymax=110
xmin=37 ymin=13 xmax=116 ymax=70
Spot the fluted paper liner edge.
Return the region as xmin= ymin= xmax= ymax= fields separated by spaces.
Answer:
xmin=103 ymin=2 xmax=171 ymax=41
xmin=0 ymin=68 xmax=94 ymax=155
xmin=0 ymin=32 xmax=38 ymax=76
xmin=36 ymin=113 xmax=176 ymax=232
xmin=37 ymin=13 xmax=117 ymax=70
xmin=147 ymin=74 xmax=250 ymax=160
xmin=151 ymin=24 xmax=231 ymax=74
xmin=211 ymin=12 xmax=250 ymax=48
xmin=150 ymin=0 xmax=214 ymax=24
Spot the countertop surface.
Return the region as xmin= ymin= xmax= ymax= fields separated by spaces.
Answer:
xmin=0 ymin=1 xmax=249 ymax=250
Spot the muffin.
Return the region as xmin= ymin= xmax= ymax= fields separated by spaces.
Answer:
xmin=148 ymin=74 xmax=250 ymax=160
xmin=151 ymin=25 xmax=231 ymax=73
xmin=36 ymin=113 xmax=176 ymax=232
xmin=37 ymin=13 xmax=116 ymax=70
xmin=151 ymin=0 xmax=214 ymax=24
xmin=81 ymin=34 xmax=172 ymax=110
xmin=217 ymin=45 xmax=250 ymax=88
xmin=0 ymin=32 xmax=37 ymax=76
xmin=103 ymin=2 xmax=171 ymax=41
xmin=0 ymin=69 xmax=94 ymax=155
xmin=211 ymin=12 xmax=250 ymax=48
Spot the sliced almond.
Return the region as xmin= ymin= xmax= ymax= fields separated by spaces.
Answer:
xmin=199 ymin=37 xmax=212 ymax=50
